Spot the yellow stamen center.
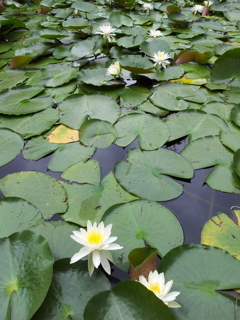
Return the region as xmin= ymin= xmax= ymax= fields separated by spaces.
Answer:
xmin=87 ymin=231 xmax=103 ymax=244
xmin=149 ymin=283 xmax=161 ymax=294
xmin=158 ymin=53 xmax=163 ymax=58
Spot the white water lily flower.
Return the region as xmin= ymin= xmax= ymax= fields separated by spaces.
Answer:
xmin=138 ymin=271 xmax=181 ymax=308
xmin=96 ymin=24 xmax=116 ymax=42
xmin=151 ymin=51 xmax=171 ymax=69
xmin=106 ymin=61 xmax=121 ymax=76
xmin=204 ymin=0 xmax=213 ymax=7
xmin=70 ymin=220 xmax=123 ymax=275
xmin=192 ymin=4 xmax=204 ymax=14
xmin=148 ymin=29 xmax=163 ymax=37
xmin=143 ymin=2 xmax=153 ymax=11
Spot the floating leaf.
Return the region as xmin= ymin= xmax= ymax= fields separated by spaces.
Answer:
xmin=84 ymin=280 xmax=176 ymax=320
xmin=234 ymin=149 xmax=240 ymax=177
xmin=150 ymin=82 xmax=207 ymax=111
xmin=60 ymin=172 xmax=137 ymax=226
xmin=230 ymin=104 xmax=240 ymax=127
xmin=140 ymin=39 xmax=170 ymax=57
xmin=211 ymin=48 xmax=240 ymax=87
xmin=165 ymin=110 xmax=228 ymax=142
xmin=115 ymin=148 xmax=194 ymax=201
xmin=71 ymin=36 xmax=103 ymax=59
xmin=201 ymin=211 xmax=240 ymax=260
xmin=59 ymin=93 xmax=120 ymax=130
xmin=0 ymin=129 xmax=24 ymax=167
xmin=33 ymin=259 xmax=110 ymax=320
xmin=117 ymin=35 xmax=146 ymax=48
xmin=78 ymin=68 xmax=113 ymax=86
xmin=23 ymin=136 xmax=60 ymax=161
xmin=109 ymin=12 xmax=133 ymax=27
xmin=114 ymin=112 xmax=169 ymax=150
xmin=0 ymin=69 xmax=27 ymax=91
xmin=103 ymin=200 xmax=184 ymax=271
xmin=129 ymin=247 xmax=158 ymax=281
xmin=0 ymin=171 xmax=68 ymax=219
xmin=220 ymin=122 xmax=240 ymax=152
xmin=0 ymin=230 xmax=54 ymax=320
xmin=0 ymin=108 xmax=60 ymax=139
xmin=159 ymin=244 xmax=240 ymax=320
xmin=120 ymin=85 xmax=150 ymax=108
xmin=47 ymin=142 xmax=95 ymax=172
xmin=62 ymin=17 xmax=91 ymax=29
xmin=46 ymin=125 xmax=79 ymax=143
xmin=71 ymin=1 xmax=98 ymax=14
xmin=0 ymin=197 xmax=43 ymax=238
xmin=119 ymin=55 xmax=154 ymax=74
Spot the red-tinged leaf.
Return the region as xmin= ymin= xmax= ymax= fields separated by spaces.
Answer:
xmin=174 ymin=51 xmax=196 ymax=65
xmin=166 ymin=5 xmax=181 ymax=13
xmin=129 ymin=247 xmax=158 ymax=281
xmin=10 ymin=56 xmax=33 ymax=68
xmin=37 ymin=6 xmax=51 ymax=14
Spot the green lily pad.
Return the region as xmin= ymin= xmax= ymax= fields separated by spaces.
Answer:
xmin=114 ymin=148 xmax=194 ymax=201
xmin=60 ymin=171 xmax=137 ymax=226
xmin=119 ymin=55 xmax=154 ymax=74
xmin=84 ymin=280 xmax=175 ymax=320
xmin=117 ymin=35 xmax=146 ymax=48
xmin=62 ymin=17 xmax=91 ymax=29
xmin=165 ymin=110 xmax=228 ymax=142
xmin=220 ymin=122 xmax=240 ymax=152
xmin=103 ymin=200 xmax=183 ymax=271
xmin=114 ymin=112 xmax=169 ymax=150
xmin=71 ymin=1 xmax=98 ymax=14
xmin=79 ymin=120 xmax=117 ymax=148
xmin=0 ymin=197 xmax=43 ymax=238
xmin=201 ymin=102 xmax=232 ymax=122
xmin=120 ymin=85 xmax=150 ymax=108
xmin=147 ymin=65 xmax=184 ymax=81
xmin=159 ymin=244 xmax=240 ymax=320
xmin=71 ymin=36 xmax=103 ymax=59
xmin=0 ymin=171 xmax=68 ymax=219
xmin=109 ymin=12 xmax=133 ymax=27
xmin=140 ymin=39 xmax=170 ymax=57
xmin=47 ymin=142 xmax=96 ymax=172
xmin=33 ymin=259 xmax=110 ymax=320
xmin=181 ymin=136 xmax=240 ymax=193
xmin=30 ymin=221 xmax=83 ymax=261
xmin=234 ymin=149 xmax=240 ymax=177
xmin=40 ymin=28 xmax=68 ymax=39
xmin=0 ymin=129 xmax=24 ymax=167
xmin=150 ymin=82 xmax=207 ymax=111
xmin=211 ymin=48 xmax=240 ymax=87
xmin=78 ymin=68 xmax=113 ymax=86
xmin=0 ymin=230 xmax=54 ymax=320
xmin=201 ymin=210 xmax=240 ymax=260
xmin=230 ymin=104 xmax=240 ymax=127
xmin=59 ymin=93 xmax=120 ymax=130
xmin=0 ymin=69 xmax=27 ymax=91
xmin=0 ymin=108 xmax=60 ymax=139
xmin=23 ymin=136 xmax=60 ymax=161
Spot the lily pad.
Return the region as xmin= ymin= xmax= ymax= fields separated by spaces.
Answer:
xmin=159 ymin=244 xmax=240 ymax=320
xmin=165 ymin=110 xmax=228 ymax=142
xmin=23 ymin=136 xmax=60 ymax=161
xmin=0 ymin=197 xmax=43 ymax=238
xmin=59 ymin=93 xmax=120 ymax=130
xmin=230 ymin=104 xmax=240 ymax=127
xmin=33 ymin=259 xmax=110 ymax=320
xmin=119 ymin=55 xmax=154 ymax=74
xmin=0 ymin=129 xmax=24 ymax=167
xmin=103 ymin=200 xmax=183 ymax=271
xmin=46 ymin=125 xmax=79 ymax=144
xmin=150 ymin=82 xmax=207 ymax=111
xmin=114 ymin=112 xmax=169 ymax=150
xmin=201 ymin=210 xmax=240 ymax=260
xmin=78 ymin=68 xmax=113 ymax=86
xmin=140 ymin=39 xmax=170 ymax=57
xmin=114 ymin=148 xmax=194 ymax=201
xmin=0 ymin=230 xmax=54 ymax=320
xmin=234 ymin=149 xmax=240 ymax=177
xmin=0 ymin=171 xmax=68 ymax=219
xmin=84 ymin=280 xmax=175 ymax=320
xmin=210 ymin=48 xmax=240 ymax=87
xmin=220 ymin=122 xmax=240 ymax=152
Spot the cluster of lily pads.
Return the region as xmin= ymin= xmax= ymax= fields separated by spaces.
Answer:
xmin=0 ymin=0 xmax=240 ymax=319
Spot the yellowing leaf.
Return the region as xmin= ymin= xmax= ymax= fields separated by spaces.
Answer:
xmin=46 ymin=125 xmax=79 ymax=144
xmin=171 ymin=76 xmax=207 ymax=85
xmin=201 ymin=210 xmax=240 ymax=260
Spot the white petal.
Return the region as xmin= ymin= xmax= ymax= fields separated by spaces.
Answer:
xmin=70 ymin=247 xmax=92 ymax=264
xmin=100 ymin=251 xmax=111 ymax=274
xmin=163 ymin=291 xmax=180 ymax=302
xmin=103 ymin=250 xmax=113 ymax=262
xmin=92 ymin=250 xmax=101 ymax=268
xmin=103 ymin=236 xmax=117 ymax=245
xmin=161 ymin=280 xmax=173 ymax=296
xmin=70 ymin=235 xmax=88 ymax=246
xmin=87 ymin=220 xmax=93 ymax=232
xmin=106 ymin=243 xmax=123 ymax=250
xmin=139 ymin=275 xmax=149 ymax=288
xmin=167 ymin=301 xmax=181 ymax=308
xmin=88 ymin=252 xmax=95 ymax=276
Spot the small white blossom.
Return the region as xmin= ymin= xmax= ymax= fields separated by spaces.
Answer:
xmin=138 ymin=271 xmax=181 ymax=308
xmin=106 ymin=61 xmax=121 ymax=77
xmin=143 ymin=2 xmax=153 ymax=12
xmin=192 ymin=4 xmax=204 ymax=14
xmin=70 ymin=220 xmax=123 ymax=275
xmin=148 ymin=29 xmax=163 ymax=37
xmin=151 ymin=51 xmax=171 ymax=69
xmin=96 ymin=25 xmax=116 ymax=42
xmin=204 ymin=0 xmax=213 ymax=7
